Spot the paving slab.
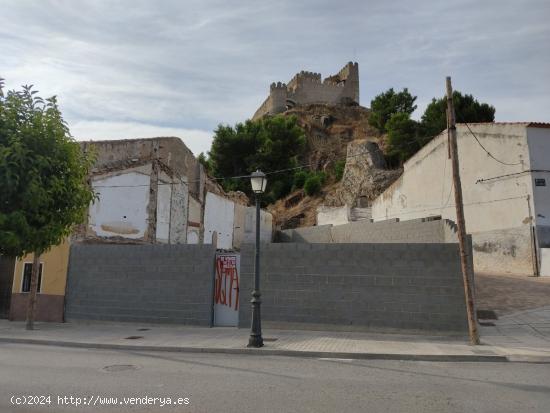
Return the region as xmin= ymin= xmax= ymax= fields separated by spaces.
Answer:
xmin=0 ymin=319 xmax=543 ymax=362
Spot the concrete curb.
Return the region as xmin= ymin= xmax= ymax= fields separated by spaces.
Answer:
xmin=0 ymin=337 xmax=513 ymax=363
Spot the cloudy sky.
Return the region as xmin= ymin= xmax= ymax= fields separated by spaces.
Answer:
xmin=2 ymin=0 xmax=549 ymax=155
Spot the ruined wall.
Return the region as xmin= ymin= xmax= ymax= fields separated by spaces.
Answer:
xmin=156 ymin=171 xmax=173 ymax=242
xmin=89 ymin=168 xmax=151 ymax=240
xmin=187 ymin=196 xmax=202 ymax=244
xmin=169 ymin=181 xmax=188 ymax=244
xmin=82 ymin=137 xmax=202 ymax=197
xmin=239 ymin=243 xmax=469 ymax=332
xmin=81 ymin=137 xmax=195 ymax=244
xmin=204 ymin=192 xmax=235 ymax=249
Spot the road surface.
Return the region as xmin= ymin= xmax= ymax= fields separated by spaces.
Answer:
xmin=1 ymin=343 xmax=549 ymax=412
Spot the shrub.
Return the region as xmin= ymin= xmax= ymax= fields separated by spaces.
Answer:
xmin=334 ymin=160 xmax=346 ymax=181
xmin=304 ymin=175 xmax=322 ymax=196
xmin=293 ymin=170 xmax=309 ymax=189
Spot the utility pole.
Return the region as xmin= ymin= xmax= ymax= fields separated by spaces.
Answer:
xmin=446 ymin=77 xmax=480 ymax=345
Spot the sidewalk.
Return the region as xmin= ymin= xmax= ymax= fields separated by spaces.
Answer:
xmin=475 ymin=272 xmax=550 ymax=362
xmin=1 ymin=273 xmax=548 ymax=363
xmin=0 ymin=317 xmax=547 ymax=363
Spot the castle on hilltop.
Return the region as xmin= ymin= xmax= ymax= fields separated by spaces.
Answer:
xmin=252 ymin=62 xmax=359 ymax=120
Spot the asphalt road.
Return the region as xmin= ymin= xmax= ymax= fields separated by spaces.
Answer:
xmin=1 ymin=343 xmax=549 ymax=413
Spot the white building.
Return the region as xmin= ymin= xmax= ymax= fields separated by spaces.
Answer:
xmin=371 ymin=122 xmax=550 ymax=276
xmin=79 ymin=138 xmax=273 ymax=249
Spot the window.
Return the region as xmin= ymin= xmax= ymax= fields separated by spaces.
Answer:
xmin=535 ymin=178 xmax=546 ymax=187
xmin=21 ymin=262 xmax=43 ymax=293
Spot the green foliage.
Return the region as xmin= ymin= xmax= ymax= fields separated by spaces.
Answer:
xmin=197 ymin=152 xmax=212 ymax=173
xmin=368 ymin=88 xmax=417 ymax=133
xmin=0 ymin=82 xmax=95 ymax=257
xmin=333 ymin=159 xmax=346 ymax=181
xmin=293 ymin=170 xmax=308 ymax=189
xmin=208 ymin=115 xmax=306 ymax=201
xmin=420 ymin=91 xmax=495 ymax=139
xmin=385 ymin=113 xmax=421 ymax=163
xmin=304 ymin=175 xmax=322 ymax=196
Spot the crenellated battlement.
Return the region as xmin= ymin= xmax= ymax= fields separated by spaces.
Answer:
xmin=253 ymin=62 xmax=360 ymax=120
xmin=270 ymin=81 xmax=287 ymax=91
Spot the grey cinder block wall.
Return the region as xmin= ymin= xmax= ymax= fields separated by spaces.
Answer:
xmin=65 ymin=244 xmax=217 ymax=325
xmin=239 ymin=243 xmax=469 ymax=332
xmin=276 ymin=217 xmax=459 ymax=244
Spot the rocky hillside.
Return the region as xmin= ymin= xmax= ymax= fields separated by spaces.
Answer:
xmin=267 ymin=103 xmax=402 ymax=229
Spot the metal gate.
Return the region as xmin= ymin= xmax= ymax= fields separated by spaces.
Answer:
xmin=213 ymin=253 xmax=240 ymax=326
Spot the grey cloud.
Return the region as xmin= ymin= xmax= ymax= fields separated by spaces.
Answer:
xmin=1 ymin=0 xmax=549 ymax=146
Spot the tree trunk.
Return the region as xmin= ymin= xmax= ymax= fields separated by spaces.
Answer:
xmin=25 ymin=252 xmax=41 ymax=330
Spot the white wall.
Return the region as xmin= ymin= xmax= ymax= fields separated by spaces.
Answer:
xmin=371 ymin=123 xmax=537 ymax=275
xmin=156 ymin=171 xmax=172 ymax=243
xmin=89 ymin=168 xmax=151 ymax=239
xmin=169 ymin=180 xmax=188 ymax=244
xmin=187 ymin=196 xmax=202 ymax=244
xmin=231 ymin=204 xmax=273 ymax=247
xmin=317 ymin=206 xmax=350 ymax=226
xmin=204 ymin=192 xmax=235 ymax=249
xmin=527 ymin=126 xmax=550 ymax=249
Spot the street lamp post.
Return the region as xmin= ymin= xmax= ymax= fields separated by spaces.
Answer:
xmin=248 ymin=170 xmax=267 ymax=348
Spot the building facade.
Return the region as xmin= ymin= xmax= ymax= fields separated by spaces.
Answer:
xmin=371 ymin=123 xmax=550 ymax=275
xmin=8 ymin=240 xmax=70 ymax=322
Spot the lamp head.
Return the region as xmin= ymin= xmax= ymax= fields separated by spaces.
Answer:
xmin=250 ymin=170 xmax=267 ymax=194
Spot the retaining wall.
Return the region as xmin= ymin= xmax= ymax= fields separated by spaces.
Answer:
xmin=277 ymin=218 xmax=458 ymax=244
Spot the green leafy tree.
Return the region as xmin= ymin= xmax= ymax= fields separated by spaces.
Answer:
xmin=293 ymin=170 xmax=308 ymax=189
xmin=385 ymin=112 xmax=420 ymax=163
xmin=197 ymin=152 xmax=212 ymax=173
xmin=420 ymin=91 xmax=495 ymax=139
xmin=368 ymin=88 xmax=417 ymax=133
xmin=304 ymin=175 xmax=322 ymax=196
xmin=208 ymin=115 xmax=306 ymax=202
xmin=0 ymin=81 xmax=95 ymax=330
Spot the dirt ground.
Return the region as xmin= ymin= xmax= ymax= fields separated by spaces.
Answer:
xmin=475 ymin=272 xmax=550 ymax=316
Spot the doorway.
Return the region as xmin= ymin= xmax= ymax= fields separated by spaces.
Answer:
xmin=0 ymin=257 xmax=15 ymax=319
xmin=213 ymin=253 xmax=240 ymax=326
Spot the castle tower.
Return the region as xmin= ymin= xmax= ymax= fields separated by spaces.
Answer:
xmin=269 ymin=82 xmax=288 ymax=114
xmin=337 ymin=61 xmax=359 ymax=104
xmin=252 ymin=62 xmax=360 ymax=120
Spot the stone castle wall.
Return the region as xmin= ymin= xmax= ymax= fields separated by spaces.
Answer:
xmin=252 ymin=62 xmax=360 ymax=120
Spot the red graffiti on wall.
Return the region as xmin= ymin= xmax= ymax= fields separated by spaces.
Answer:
xmin=215 ymin=255 xmax=239 ymax=311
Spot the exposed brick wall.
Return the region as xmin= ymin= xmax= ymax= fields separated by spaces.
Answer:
xmin=65 ymin=244 xmax=216 ymax=325
xmin=239 ymin=243 xmax=469 ymax=332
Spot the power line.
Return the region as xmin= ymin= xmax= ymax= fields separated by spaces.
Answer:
xmin=458 ymin=117 xmax=522 ymax=166
xmin=93 ymin=144 xmax=404 ymax=188
xmin=476 ymin=169 xmax=550 ymax=184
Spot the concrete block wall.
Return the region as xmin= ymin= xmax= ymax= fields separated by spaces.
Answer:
xmin=239 ymin=243 xmax=469 ymax=332
xmin=65 ymin=244 xmax=217 ymax=325
xmin=277 ymin=218 xmax=458 ymax=244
